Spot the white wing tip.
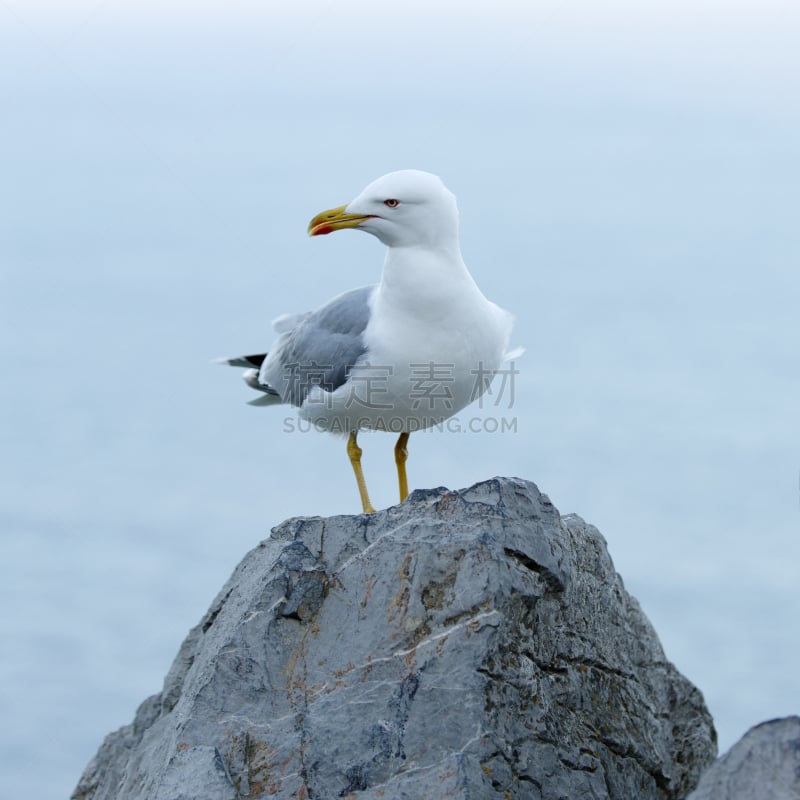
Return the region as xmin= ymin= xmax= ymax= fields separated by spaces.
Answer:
xmin=504 ymin=346 xmax=525 ymax=361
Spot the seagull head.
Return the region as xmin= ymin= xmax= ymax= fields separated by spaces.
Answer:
xmin=308 ymin=169 xmax=459 ymax=248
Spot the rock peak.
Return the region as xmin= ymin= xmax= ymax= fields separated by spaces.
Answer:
xmin=72 ymin=477 xmax=717 ymax=800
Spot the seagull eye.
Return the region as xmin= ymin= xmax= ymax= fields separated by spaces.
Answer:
xmin=383 ymin=198 xmax=400 ymax=208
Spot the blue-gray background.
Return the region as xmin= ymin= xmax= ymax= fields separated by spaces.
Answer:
xmin=1 ymin=1 xmax=798 ymax=797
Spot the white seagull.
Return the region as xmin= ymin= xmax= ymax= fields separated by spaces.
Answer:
xmin=218 ymin=169 xmax=516 ymax=513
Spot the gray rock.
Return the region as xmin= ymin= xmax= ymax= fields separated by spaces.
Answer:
xmin=687 ymin=717 xmax=800 ymax=800
xmin=72 ymin=477 xmax=717 ymax=800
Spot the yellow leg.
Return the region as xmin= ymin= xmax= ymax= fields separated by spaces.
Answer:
xmin=347 ymin=432 xmax=376 ymax=514
xmin=395 ymin=432 xmax=410 ymax=503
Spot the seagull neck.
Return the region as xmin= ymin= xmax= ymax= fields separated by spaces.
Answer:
xmin=378 ymin=243 xmax=482 ymax=305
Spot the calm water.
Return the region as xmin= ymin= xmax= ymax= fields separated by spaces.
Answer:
xmin=2 ymin=3 xmax=799 ymax=797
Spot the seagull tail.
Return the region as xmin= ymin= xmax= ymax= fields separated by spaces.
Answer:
xmin=241 ymin=368 xmax=282 ymax=405
xmin=213 ymin=354 xmax=282 ymax=406
xmin=247 ymin=394 xmax=282 ymax=407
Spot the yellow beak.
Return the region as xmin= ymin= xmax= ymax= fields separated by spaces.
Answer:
xmin=308 ymin=204 xmax=374 ymax=236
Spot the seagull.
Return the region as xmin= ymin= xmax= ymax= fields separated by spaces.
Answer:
xmin=217 ymin=170 xmax=516 ymax=513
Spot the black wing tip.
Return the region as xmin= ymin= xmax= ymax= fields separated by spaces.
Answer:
xmin=213 ymin=353 xmax=268 ymax=368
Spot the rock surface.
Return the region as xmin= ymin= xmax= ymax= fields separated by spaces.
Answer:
xmin=72 ymin=477 xmax=717 ymax=800
xmin=687 ymin=716 xmax=800 ymax=800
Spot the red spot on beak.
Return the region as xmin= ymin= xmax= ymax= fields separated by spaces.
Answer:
xmin=311 ymin=223 xmax=334 ymax=236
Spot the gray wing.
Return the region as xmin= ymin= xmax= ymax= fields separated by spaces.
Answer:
xmin=260 ymin=285 xmax=375 ymax=407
